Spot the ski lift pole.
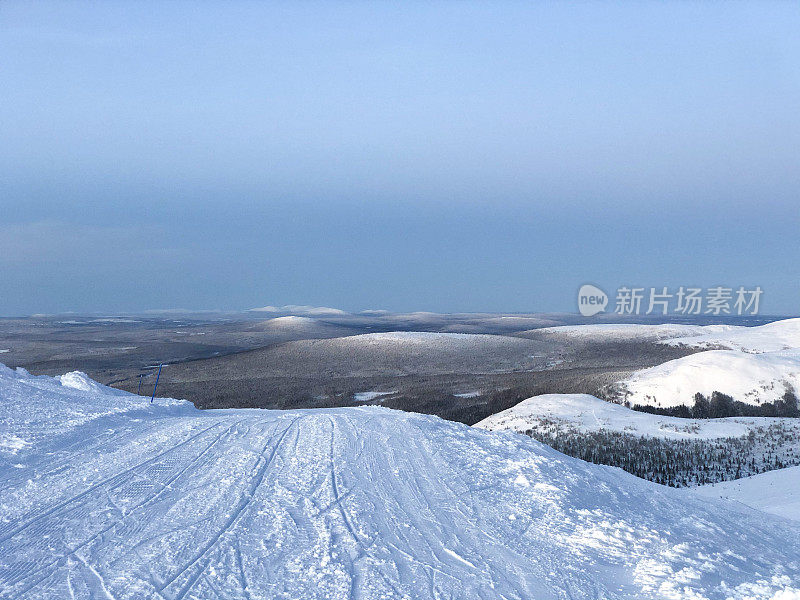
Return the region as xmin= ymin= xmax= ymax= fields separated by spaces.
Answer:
xmin=150 ymin=363 xmax=163 ymax=403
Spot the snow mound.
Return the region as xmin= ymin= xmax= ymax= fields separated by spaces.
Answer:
xmin=1 ymin=366 xmax=799 ymax=598
xmin=263 ymin=315 xmax=318 ymax=328
xmin=617 ymin=349 xmax=800 ymax=409
xmin=474 ymin=393 xmax=793 ymax=440
xmin=0 ymin=363 xmax=191 ymax=455
xmin=694 ymin=466 xmax=800 ymax=522
xmin=666 ymin=318 xmax=800 ymax=353
xmin=59 ymin=370 xmax=104 ymax=392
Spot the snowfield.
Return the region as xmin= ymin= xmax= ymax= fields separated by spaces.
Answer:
xmin=694 ymin=466 xmax=800 ymax=522
xmin=474 ymin=393 xmax=800 ymax=440
xmin=2 ymin=366 xmax=800 ymax=599
xmin=616 ymin=349 xmax=800 ymax=409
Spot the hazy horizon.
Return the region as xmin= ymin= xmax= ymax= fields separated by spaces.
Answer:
xmin=2 ymin=2 xmax=799 ymax=316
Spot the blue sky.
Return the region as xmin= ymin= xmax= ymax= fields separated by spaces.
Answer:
xmin=1 ymin=2 xmax=799 ymax=315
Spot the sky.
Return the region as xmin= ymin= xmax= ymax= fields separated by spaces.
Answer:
xmin=1 ymin=2 xmax=799 ymax=316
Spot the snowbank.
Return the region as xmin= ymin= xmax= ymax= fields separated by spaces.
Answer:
xmin=0 ymin=363 xmax=192 ymax=457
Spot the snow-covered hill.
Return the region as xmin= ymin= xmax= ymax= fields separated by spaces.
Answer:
xmin=666 ymin=318 xmax=800 ymax=353
xmin=615 ymin=349 xmax=800 ymax=409
xmin=694 ymin=466 xmax=800 ymax=522
xmin=475 ymin=393 xmax=800 ymax=487
xmin=475 ymin=393 xmax=800 ymax=440
xmin=545 ymin=319 xmax=800 ymax=412
xmin=2 ymin=366 xmax=800 ymax=599
xmin=530 ymin=323 xmax=728 ymax=343
xmin=166 ymin=331 xmax=551 ymax=381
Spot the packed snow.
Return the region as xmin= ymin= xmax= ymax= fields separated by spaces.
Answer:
xmin=2 ymin=366 xmax=800 ymax=599
xmin=616 ymin=349 xmax=800 ymax=409
xmin=475 ymin=393 xmax=800 ymax=440
xmin=694 ymin=466 xmax=800 ymax=522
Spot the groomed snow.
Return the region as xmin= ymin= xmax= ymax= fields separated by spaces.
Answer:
xmin=694 ymin=466 xmax=800 ymax=522
xmin=474 ymin=393 xmax=800 ymax=440
xmin=618 ymin=349 xmax=800 ymax=409
xmin=2 ymin=366 xmax=800 ymax=599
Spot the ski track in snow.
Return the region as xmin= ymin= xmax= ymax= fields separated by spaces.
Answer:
xmin=1 ymin=368 xmax=800 ymax=599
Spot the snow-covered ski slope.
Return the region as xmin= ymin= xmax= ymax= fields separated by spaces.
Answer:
xmin=694 ymin=466 xmax=800 ymax=523
xmin=2 ymin=365 xmax=800 ymax=599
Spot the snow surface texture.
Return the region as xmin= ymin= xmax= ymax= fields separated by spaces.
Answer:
xmin=616 ymin=349 xmax=800 ymax=408
xmin=2 ymin=366 xmax=800 ymax=599
xmin=694 ymin=466 xmax=800 ymax=522
xmin=474 ymin=393 xmax=800 ymax=440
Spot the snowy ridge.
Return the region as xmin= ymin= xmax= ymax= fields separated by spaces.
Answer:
xmin=665 ymin=318 xmax=800 ymax=353
xmin=617 ymin=349 xmax=800 ymax=409
xmin=474 ymin=393 xmax=800 ymax=440
xmin=534 ymin=318 xmax=800 ymax=350
xmin=340 ymin=331 xmax=518 ymax=344
xmin=531 ymin=323 xmax=729 ymax=342
xmin=1 ymin=368 xmax=800 ymax=598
